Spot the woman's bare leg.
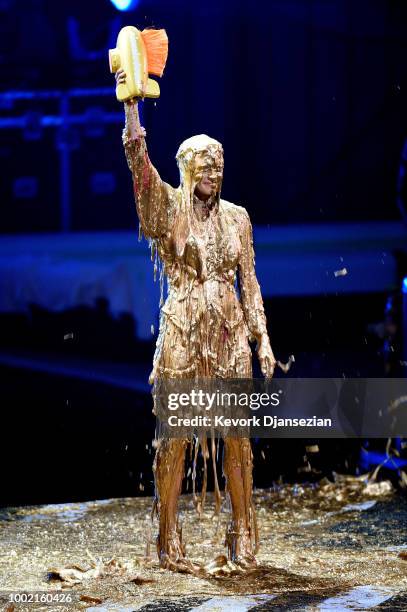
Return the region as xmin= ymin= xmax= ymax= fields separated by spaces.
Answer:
xmin=223 ymin=437 xmax=257 ymax=564
xmin=153 ymin=438 xmax=188 ymax=567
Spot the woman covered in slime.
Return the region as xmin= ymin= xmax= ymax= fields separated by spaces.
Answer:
xmin=117 ymin=69 xmax=276 ymax=571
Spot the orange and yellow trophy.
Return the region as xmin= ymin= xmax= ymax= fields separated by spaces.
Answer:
xmin=109 ymin=26 xmax=168 ymax=101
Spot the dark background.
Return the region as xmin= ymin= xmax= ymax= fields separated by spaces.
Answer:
xmin=0 ymin=0 xmax=406 ymax=507
xmin=1 ymin=0 xmax=407 ymax=229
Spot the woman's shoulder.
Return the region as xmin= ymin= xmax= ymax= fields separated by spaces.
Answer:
xmin=220 ymin=199 xmax=251 ymax=225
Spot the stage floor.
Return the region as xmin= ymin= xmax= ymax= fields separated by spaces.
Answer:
xmin=0 ymin=476 xmax=406 ymax=611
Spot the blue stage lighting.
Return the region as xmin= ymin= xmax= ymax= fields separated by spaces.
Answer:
xmin=360 ymin=449 xmax=407 ymax=471
xmin=403 ymin=277 xmax=407 ymax=293
xmin=110 ymin=0 xmax=139 ymax=11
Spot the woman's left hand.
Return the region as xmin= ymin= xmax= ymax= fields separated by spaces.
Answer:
xmin=257 ymin=333 xmax=277 ymax=378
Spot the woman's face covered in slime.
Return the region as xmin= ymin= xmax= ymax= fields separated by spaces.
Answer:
xmin=176 ymin=135 xmax=224 ymax=203
xmin=194 ymin=150 xmax=223 ymax=201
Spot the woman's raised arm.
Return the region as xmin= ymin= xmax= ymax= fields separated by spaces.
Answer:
xmin=119 ymin=72 xmax=177 ymax=239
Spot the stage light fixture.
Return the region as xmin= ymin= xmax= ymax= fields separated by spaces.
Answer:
xmin=110 ymin=0 xmax=139 ymax=11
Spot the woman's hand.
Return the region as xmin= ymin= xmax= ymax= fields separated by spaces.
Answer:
xmin=115 ymin=68 xmax=127 ymax=85
xmin=257 ymin=333 xmax=277 ymax=378
xmin=117 ymin=68 xmax=147 ymax=139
